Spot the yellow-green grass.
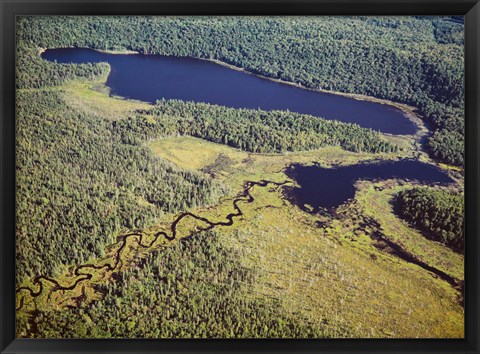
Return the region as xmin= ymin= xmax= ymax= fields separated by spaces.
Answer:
xmin=217 ymin=191 xmax=463 ymax=338
xmin=354 ymin=180 xmax=464 ymax=281
xmin=16 ymin=177 xmax=287 ymax=313
xmin=17 ymin=67 xmax=151 ymax=120
xmin=146 ymin=136 xmax=463 ymax=338
xmin=17 ymin=132 xmax=464 ymax=339
xmin=17 ymin=180 xmax=465 ymax=337
xmin=16 ymin=74 xmax=464 ymax=338
xmin=148 ymin=136 xmax=406 ymax=183
xmin=439 ymin=162 xmax=464 ymax=172
xmin=59 ymin=71 xmax=151 ymax=120
xmin=149 ymin=136 xmax=250 ymax=171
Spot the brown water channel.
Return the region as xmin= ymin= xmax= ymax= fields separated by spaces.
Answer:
xmin=16 ymin=179 xmax=289 ymax=311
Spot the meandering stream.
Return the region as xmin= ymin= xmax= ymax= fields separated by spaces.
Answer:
xmin=16 ymin=179 xmax=289 ymax=311
xmin=19 ymin=49 xmax=458 ymax=315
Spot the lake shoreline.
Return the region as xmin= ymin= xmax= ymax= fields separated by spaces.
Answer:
xmin=195 ymin=56 xmax=427 ymax=138
xmin=40 ymin=46 xmax=430 ymax=146
xmin=96 ymin=48 xmax=139 ymax=55
xmin=39 ymin=46 xmax=425 ymax=134
xmin=40 ymin=47 xmax=139 ymax=55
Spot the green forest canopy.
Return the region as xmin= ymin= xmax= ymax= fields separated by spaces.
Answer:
xmin=395 ymin=187 xmax=464 ymax=252
xmin=15 ymin=16 xmax=465 ymax=338
xmin=116 ymin=99 xmax=397 ymax=154
xmin=19 ymin=231 xmax=340 ymax=338
xmin=17 ymin=16 xmax=464 ymax=165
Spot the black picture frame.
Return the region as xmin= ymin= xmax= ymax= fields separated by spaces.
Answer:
xmin=1 ymin=1 xmax=478 ymax=353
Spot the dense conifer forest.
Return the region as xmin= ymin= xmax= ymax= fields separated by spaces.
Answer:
xmin=16 ymin=90 xmax=226 ymax=282
xmin=16 ymin=16 xmax=413 ymax=283
xmin=115 ymin=100 xmax=397 ymax=154
xmin=17 ymin=16 xmax=464 ymax=165
xmin=395 ymin=188 xmax=464 ymax=252
xmin=19 ymin=231 xmax=338 ymax=338
xmin=15 ymin=16 xmax=465 ymax=339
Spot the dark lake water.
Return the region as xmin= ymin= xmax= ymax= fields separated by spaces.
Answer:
xmin=42 ymin=48 xmax=417 ymax=135
xmin=284 ymin=160 xmax=453 ymax=212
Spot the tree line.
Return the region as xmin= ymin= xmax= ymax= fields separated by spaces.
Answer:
xmin=18 ymin=231 xmax=338 ymax=338
xmin=14 ymin=16 xmax=464 ymax=338
xmin=16 ymin=15 xmax=464 ymax=165
xmin=395 ymin=187 xmax=464 ymax=252
xmin=16 ymin=90 xmax=226 ymax=283
xmin=16 ymin=43 xmax=109 ymax=89
xmin=114 ymin=99 xmax=397 ymax=154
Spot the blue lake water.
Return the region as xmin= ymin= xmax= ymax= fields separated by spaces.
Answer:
xmin=42 ymin=48 xmax=417 ymax=135
xmin=284 ymin=160 xmax=453 ymax=211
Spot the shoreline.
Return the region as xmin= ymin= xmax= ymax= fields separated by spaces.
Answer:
xmin=194 ymin=56 xmax=427 ymax=137
xmin=40 ymin=46 xmax=427 ymax=139
xmin=40 ymin=46 xmax=140 ymax=55
xmin=96 ymin=48 xmax=139 ymax=55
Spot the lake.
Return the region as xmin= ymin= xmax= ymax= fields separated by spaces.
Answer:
xmin=42 ymin=48 xmax=417 ymax=135
xmin=284 ymin=160 xmax=453 ymax=212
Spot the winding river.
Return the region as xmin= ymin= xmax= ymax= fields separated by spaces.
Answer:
xmin=16 ymin=179 xmax=289 ymax=312
xmin=18 ymin=49 xmax=457 ymax=316
xmin=16 ymin=159 xmax=456 ymax=312
xmin=42 ymin=48 xmax=417 ymax=135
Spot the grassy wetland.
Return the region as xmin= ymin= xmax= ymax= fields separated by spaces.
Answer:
xmin=16 ymin=16 xmax=464 ymax=338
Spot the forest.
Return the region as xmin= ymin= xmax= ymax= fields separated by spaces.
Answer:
xmin=16 ymin=90 xmax=226 ymax=282
xmin=15 ymin=76 xmax=395 ymax=284
xmin=395 ymin=187 xmax=464 ymax=252
xmin=18 ymin=231 xmax=337 ymax=338
xmin=17 ymin=16 xmax=464 ymax=165
xmin=115 ymin=99 xmax=397 ymax=154
xmin=15 ymin=16 xmax=464 ymax=339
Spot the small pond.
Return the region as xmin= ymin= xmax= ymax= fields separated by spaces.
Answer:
xmin=284 ymin=160 xmax=453 ymax=212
